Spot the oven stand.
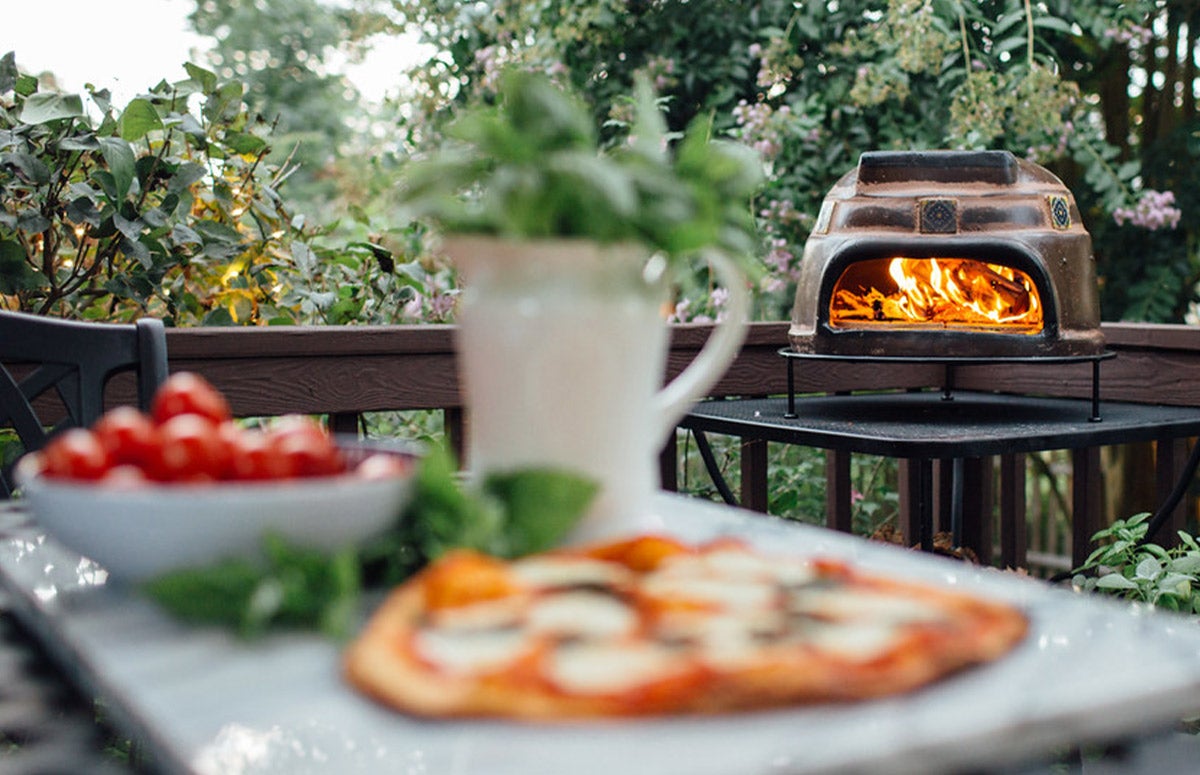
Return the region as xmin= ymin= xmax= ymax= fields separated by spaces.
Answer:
xmin=699 ymin=349 xmax=1117 ymax=552
xmin=783 ymin=349 xmax=1115 ymax=422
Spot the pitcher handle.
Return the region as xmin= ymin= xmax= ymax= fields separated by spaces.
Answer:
xmin=653 ymin=249 xmax=750 ymax=443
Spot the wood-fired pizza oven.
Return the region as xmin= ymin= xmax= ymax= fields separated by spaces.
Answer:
xmin=788 ymin=150 xmax=1104 ymax=359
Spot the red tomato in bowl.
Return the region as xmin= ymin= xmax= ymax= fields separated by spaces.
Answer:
xmin=226 ymin=428 xmax=293 ymax=481
xmin=40 ymin=429 xmax=111 ymax=481
xmin=92 ymin=406 xmax=160 ymax=468
xmin=151 ymin=414 xmax=231 ymax=483
xmin=270 ymin=416 xmax=346 ymax=478
xmin=354 ymin=453 xmax=411 ymax=480
xmin=99 ymin=463 xmax=150 ymax=488
xmin=151 ymin=373 xmax=231 ymax=426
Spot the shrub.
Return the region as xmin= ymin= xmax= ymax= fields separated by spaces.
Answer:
xmin=0 ymin=53 xmax=435 ymax=326
xmin=1071 ymin=513 xmax=1200 ymax=614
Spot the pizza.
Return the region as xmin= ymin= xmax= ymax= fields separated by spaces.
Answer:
xmin=343 ymin=534 xmax=1027 ymax=720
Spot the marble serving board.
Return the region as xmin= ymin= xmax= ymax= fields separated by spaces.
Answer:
xmin=1 ymin=495 xmax=1199 ymax=775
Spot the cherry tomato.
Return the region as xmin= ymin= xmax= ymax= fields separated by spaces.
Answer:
xmin=151 ymin=372 xmax=231 ymax=426
xmin=226 ymin=429 xmax=293 ymax=481
xmin=151 ymin=414 xmax=231 ymax=482
xmin=92 ymin=406 xmax=160 ymax=468
xmin=270 ymin=416 xmax=345 ymax=478
xmin=355 ymin=453 xmax=411 ymax=480
xmin=40 ymin=429 xmax=111 ymax=481
xmin=99 ymin=464 xmax=150 ymax=489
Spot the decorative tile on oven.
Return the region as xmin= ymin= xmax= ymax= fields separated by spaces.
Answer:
xmin=813 ymin=200 xmax=835 ymax=235
xmin=919 ymin=198 xmax=957 ymax=234
xmin=1047 ymin=195 xmax=1072 ymax=230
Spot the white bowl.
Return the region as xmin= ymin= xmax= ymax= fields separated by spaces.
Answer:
xmin=14 ymin=440 xmax=419 ymax=582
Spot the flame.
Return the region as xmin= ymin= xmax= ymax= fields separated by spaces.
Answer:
xmin=830 ymin=257 xmax=1043 ymax=333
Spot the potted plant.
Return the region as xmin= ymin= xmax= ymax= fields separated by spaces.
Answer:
xmin=399 ymin=68 xmax=763 ymax=541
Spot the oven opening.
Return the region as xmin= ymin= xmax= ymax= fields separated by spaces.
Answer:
xmin=828 ymin=256 xmax=1044 ymax=335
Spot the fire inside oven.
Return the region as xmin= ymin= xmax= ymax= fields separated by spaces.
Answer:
xmin=829 ymin=256 xmax=1043 ymax=334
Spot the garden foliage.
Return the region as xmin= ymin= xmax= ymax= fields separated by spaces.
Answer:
xmin=0 ymin=52 xmax=437 ymax=325
xmin=1071 ymin=513 xmax=1200 ymax=615
xmin=392 ymin=0 xmax=1200 ymax=323
xmin=5 ymin=1 xmax=1200 ymax=533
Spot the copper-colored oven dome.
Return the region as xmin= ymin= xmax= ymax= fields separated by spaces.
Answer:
xmin=788 ymin=150 xmax=1104 ymax=359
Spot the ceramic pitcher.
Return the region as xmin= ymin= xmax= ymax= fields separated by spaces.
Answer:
xmin=445 ymin=236 xmax=749 ymax=542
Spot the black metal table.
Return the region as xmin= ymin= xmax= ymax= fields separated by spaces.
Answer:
xmin=680 ymin=390 xmax=1200 ymax=568
xmin=0 ymin=502 xmax=134 ymax=773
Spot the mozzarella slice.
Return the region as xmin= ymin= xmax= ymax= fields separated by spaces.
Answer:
xmin=694 ymin=548 xmax=816 ymax=586
xmin=527 ymin=591 xmax=638 ymax=640
xmin=427 ymin=595 xmax=527 ymax=631
xmin=803 ymin=621 xmax=903 ymax=661
xmin=413 ymin=627 xmax=534 ymax=674
xmin=642 ymin=573 xmax=777 ymax=611
xmin=658 ymin=609 xmax=786 ymax=667
xmin=510 ymin=556 xmax=633 ymax=590
xmin=790 ymin=588 xmax=946 ymax=624
xmin=546 ymin=641 xmax=679 ymax=694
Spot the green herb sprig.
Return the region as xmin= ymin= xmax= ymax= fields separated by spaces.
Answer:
xmin=142 ymin=445 xmax=598 ymax=639
xmin=398 ymin=68 xmax=763 ymax=273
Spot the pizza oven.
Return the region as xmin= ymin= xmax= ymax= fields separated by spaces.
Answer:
xmin=788 ymin=150 xmax=1104 ymax=359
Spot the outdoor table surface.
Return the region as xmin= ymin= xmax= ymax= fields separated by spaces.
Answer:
xmin=2 ymin=494 xmax=1200 ymax=774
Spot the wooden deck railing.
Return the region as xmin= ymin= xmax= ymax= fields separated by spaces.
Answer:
xmin=125 ymin=320 xmax=1200 ymax=568
xmin=158 ymin=320 xmax=1200 ymax=411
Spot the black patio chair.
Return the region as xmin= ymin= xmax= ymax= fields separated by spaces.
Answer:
xmin=0 ymin=310 xmax=169 ymax=496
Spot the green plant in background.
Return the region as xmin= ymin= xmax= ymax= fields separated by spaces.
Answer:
xmin=0 ymin=52 xmax=438 ymax=326
xmin=1 ymin=53 xmax=281 ymax=322
xmin=390 ymin=0 xmax=1200 ymax=324
xmin=397 ymin=68 xmax=763 ymax=277
xmin=1071 ymin=513 xmax=1200 ymax=614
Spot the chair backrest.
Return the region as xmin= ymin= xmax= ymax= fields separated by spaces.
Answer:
xmin=0 ymin=311 xmax=169 ymax=495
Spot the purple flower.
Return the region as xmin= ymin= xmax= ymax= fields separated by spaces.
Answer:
xmin=1113 ymin=189 xmax=1182 ymax=231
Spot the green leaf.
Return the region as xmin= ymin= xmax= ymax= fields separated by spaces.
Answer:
xmin=0 ymin=51 xmax=16 ymax=94
xmin=118 ymin=99 xmax=163 ymax=141
xmin=0 ymin=239 xmax=39 ymax=293
xmin=183 ymin=62 xmax=219 ymax=92
xmin=1095 ymin=574 xmax=1139 ymax=591
xmin=18 ymin=92 xmax=84 ymax=124
xmin=98 ymin=137 xmax=136 ymax=201
xmin=1169 ymin=554 xmax=1200 ymax=574
xmin=142 ymin=560 xmax=267 ymax=631
xmin=3 ymin=152 xmax=51 ymax=185
xmin=482 ymin=468 xmax=600 ymax=557
xmin=142 ymin=532 xmax=363 ymax=640
xmin=1157 ymin=573 xmax=1192 ymax=599
xmin=65 ymin=196 xmax=102 ymax=226
xmin=16 ymin=209 xmax=50 ymax=234
xmin=167 ymin=162 xmax=208 ymax=193
xmin=399 ymin=443 xmax=496 ymax=558
xmin=1135 ymin=557 xmax=1163 ymax=580
xmin=194 ymin=220 xmax=244 ymax=244
xmin=224 ymin=132 xmax=268 ymax=156
xmin=1032 ymin=17 xmax=1076 ymax=36
xmin=58 ymin=135 xmax=101 ymax=152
